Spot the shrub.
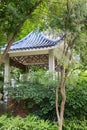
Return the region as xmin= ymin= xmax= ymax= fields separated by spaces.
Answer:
xmin=7 ymin=71 xmax=87 ymax=120
xmin=0 ymin=115 xmax=58 ymax=130
xmin=7 ymin=81 xmax=57 ymax=120
xmin=63 ymin=119 xmax=87 ymax=130
xmin=65 ymin=73 xmax=87 ymax=119
xmin=0 ymin=115 xmax=87 ymax=130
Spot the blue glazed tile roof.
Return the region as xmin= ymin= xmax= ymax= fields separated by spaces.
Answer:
xmin=2 ymin=31 xmax=64 ymax=51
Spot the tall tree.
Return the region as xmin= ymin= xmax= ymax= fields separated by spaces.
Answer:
xmin=0 ymin=0 xmax=44 ymax=64
xmin=47 ymin=0 xmax=87 ymax=130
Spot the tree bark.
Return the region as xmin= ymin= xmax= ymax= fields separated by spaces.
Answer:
xmin=56 ymin=85 xmax=66 ymax=130
xmin=56 ymin=87 xmax=60 ymax=126
xmin=0 ymin=33 xmax=17 ymax=64
xmin=59 ymin=83 xmax=66 ymax=130
xmin=56 ymin=66 xmax=69 ymax=130
xmin=56 ymin=84 xmax=66 ymax=130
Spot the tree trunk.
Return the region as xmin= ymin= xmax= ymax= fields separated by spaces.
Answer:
xmin=56 ymin=87 xmax=60 ymax=127
xmin=59 ymin=120 xmax=62 ymax=130
xmin=56 ymin=83 xmax=66 ymax=130
xmin=56 ymin=66 xmax=67 ymax=130
xmin=59 ymin=84 xmax=66 ymax=130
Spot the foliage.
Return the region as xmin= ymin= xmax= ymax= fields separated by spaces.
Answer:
xmin=80 ymin=41 xmax=87 ymax=70
xmin=7 ymin=80 xmax=57 ymax=120
xmin=16 ymin=1 xmax=48 ymax=41
xmin=0 ymin=115 xmax=58 ymax=130
xmin=65 ymin=78 xmax=87 ymax=119
xmin=47 ymin=0 xmax=87 ymax=69
xmin=47 ymin=0 xmax=87 ymax=71
xmin=6 ymin=70 xmax=87 ymax=120
xmin=0 ymin=0 xmax=44 ymax=64
xmin=64 ymin=71 xmax=87 ymax=119
xmin=0 ymin=0 xmax=42 ymax=39
xmin=0 ymin=115 xmax=87 ymax=130
xmin=47 ymin=0 xmax=87 ymax=31
xmin=0 ymin=81 xmax=3 ymax=93
xmin=47 ymin=1 xmax=87 ymax=129
xmin=0 ymin=0 xmax=47 ymax=48
xmin=10 ymin=67 xmax=22 ymax=81
xmin=63 ymin=119 xmax=87 ymax=130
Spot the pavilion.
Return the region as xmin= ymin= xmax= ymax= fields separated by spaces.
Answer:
xmin=2 ymin=31 xmax=64 ymax=84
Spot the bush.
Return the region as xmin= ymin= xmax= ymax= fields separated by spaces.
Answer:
xmin=0 ymin=115 xmax=58 ymax=130
xmin=0 ymin=115 xmax=87 ymax=130
xmin=65 ymin=73 xmax=87 ymax=119
xmin=7 ymin=81 xmax=57 ymax=120
xmin=63 ymin=119 xmax=87 ymax=130
xmin=7 ymin=71 xmax=87 ymax=120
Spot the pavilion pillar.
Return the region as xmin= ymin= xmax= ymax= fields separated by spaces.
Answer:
xmin=49 ymin=50 xmax=55 ymax=72
xmin=4 ymin=54 xmax=10 ymax=103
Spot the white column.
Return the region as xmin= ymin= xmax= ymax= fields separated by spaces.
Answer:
xmin=49 ymin=50 xmax=55 ymax=72
xmin=4 ymin=55 xmax=10 ymax=83
xmin=4 ymin=54 xmax=10 ymax=103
